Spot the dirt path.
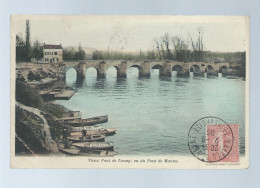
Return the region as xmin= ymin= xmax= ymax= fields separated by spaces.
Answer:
xmin=16 ymin=102 xmax=59 ymax=153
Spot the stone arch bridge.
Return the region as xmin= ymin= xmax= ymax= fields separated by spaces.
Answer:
xmin=63 ymin=60 xmax=232 ymax=79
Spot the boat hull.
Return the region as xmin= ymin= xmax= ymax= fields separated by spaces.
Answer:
xmin=72 ymin=142 xmax=114 ymax=151
xmin=70 ymin=128 xmax=116 ymax=136
xmin=65 ymin=115 xmax=108 ymax=127
xmin=67 ymin=135 xmax=105 ymax=142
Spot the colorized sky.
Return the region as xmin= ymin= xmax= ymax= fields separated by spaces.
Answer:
xmin=12 ymin=15 xmax=248 ymax=52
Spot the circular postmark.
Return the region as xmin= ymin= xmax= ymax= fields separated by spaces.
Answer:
xmin=188 ymin=116 xmax=234 ymax=162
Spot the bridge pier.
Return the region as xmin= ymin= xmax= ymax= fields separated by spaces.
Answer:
xmin=97 ymin=72 xmax=106 ymax=78
xmin=97 ymin=61 xmax=107 ymax=78
xmin=117 ymin=71 xmax=127 ymax=78
xmin=206 ymin=70 xmax=218 ymax=76
xmin=177 ymin=69 xmax=190 ymax=77
xmin=77 ymin=67 xmax=86 ymax=79
xmin=178 ymin=63 xmax=190 ymax=77
xmin=193 ymin=71 xmax=204 ymax=76
xmin=139 ymin=72 xmax=150 ymax=77
xmin=139 ymin=61 xmax=151 ymax=77
xmin=117 ymin=62 xmax=127 ymax=78
xmin=161 ymin=63 xmax=172 ymax=77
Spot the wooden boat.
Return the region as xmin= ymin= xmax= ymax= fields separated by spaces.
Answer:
xmin=58 ymin=147 xmax=80 ymax=155
xmin=79 ymin=150 xmax=118 ymax=157
xmin=65 ymin=115 xmax=108 ymax=127
xmin=63 ymin=111 xmax=81 ymax=118
xmin=70 ymin=126 xmax=116 ymax=136
xmin=60 ymin=116 xmax=81 ymax=122
xmin=72 ymin=142 xmax=114 ymax=151
xmin=67 ymin=134 xmax=105 ymax=142
xmin=60 ymin=111 xmax=81 ymax=122
xmin=38 ymin=87 xmax=77 ymax=100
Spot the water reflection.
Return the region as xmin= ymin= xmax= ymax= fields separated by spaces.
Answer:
xmin=92 ymin=78 xmax=106 ymax=90
xmin=75 ymin=77 xmax=85 ymax=87
xmin=62 ymin=67 xmax=246 ymax=156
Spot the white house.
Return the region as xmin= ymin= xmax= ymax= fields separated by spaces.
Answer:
xmin=43 ymin=43 xmax=63 ymax=63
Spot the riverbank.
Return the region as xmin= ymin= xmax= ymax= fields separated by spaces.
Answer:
xmin=15 ymin=80 xmax=117 ymax=156
xmin=15 ymin=81 xmax=69 ymax=155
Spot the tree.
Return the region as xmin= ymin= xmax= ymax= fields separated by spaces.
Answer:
xmin=16 ymin=34 xmax=27 ymax=61
xmin=25 ymin=20 xmax=32 ymax=61
xmin=161 ymin=33 xmax=173 ymax=60
xmin=63 ymin=48 xmax=76 ymax=60
xmin=147 ymin=50 xmax=155 ymax=60
xmin=154 ymin=38 xmax=162 ymax=60
xmin=92 ymin=50 xmax=103 ymax=60
xmin=190 ymin=27 xmax=204 ymax=61
xmin=172 ymin=36 xmax=191 ymax=61
xmin=32 ymin=40 xmax=43 ymax=62
xmin=74 ymin=43 xmax=86 ymax=60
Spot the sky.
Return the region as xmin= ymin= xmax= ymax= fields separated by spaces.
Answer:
xmin=12 ymin=15 xmax=249 ymax=52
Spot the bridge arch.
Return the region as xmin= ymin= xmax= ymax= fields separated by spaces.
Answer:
xmin=172 ymin=65 xmax=186 ymax=77
xmin=205 ymin=65 xmax=217 ymax=76
xmin=190 ymin=64 xmax=202 ymax=76
xmin=127 ymin=64 xmax=145 ymax=77
xmin=85 ymin=66 xmax=102 ymax=78
xmin=172 ymin=65 xmax=184 ymax=72
xmin=106 ymin=66 xmax=121 ymax=78
xmin=151 ymin=64 xmax=165 ymax=76
xmin=65 ymin=67 xmax=78 ymax=82
xmin=205 ymin=65 xmax=214 ymax=72
xmin=219 ymin=65 xmax=228 ymax=73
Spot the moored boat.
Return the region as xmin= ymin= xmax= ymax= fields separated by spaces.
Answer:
xmin=67 ymin=134 xmax=105 ymax=142
xmin=72 ymin=142 xmax=114 ymax=151
xmin=65 ymin=115 xmax=108 ymax=127
xmin=60 ymin=111 xmax=81 ymax=122
xmin=69 ymin=126 xmax=116 ymax=136
xmin=58 ymin=147 xmax=80 ymax=155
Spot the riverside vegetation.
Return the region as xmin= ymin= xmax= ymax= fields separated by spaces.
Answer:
xmin=15 ymin=81 xmax=67 ymax=155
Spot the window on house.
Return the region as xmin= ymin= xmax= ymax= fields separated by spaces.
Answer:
xmin=45 ymin=58 xmax=49 ymax=62
xmin=54 ymin=52 xmax=57 ymax=55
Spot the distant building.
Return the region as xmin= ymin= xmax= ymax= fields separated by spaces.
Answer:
xmin=43 ymin=43 xmax=63 ymax=63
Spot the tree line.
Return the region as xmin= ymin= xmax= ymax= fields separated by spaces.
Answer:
xmin=16 ymin=20 xmax=42 ymax=62
xmin=92 ymin=28 xmax=205 ymax=61
xmin=62 ymin=44 xmax=86 ymax=60
xmin=154 ymin=28 xmax=204 ymax=61
xmin=16 ymin=20 xmax=86 ymax=62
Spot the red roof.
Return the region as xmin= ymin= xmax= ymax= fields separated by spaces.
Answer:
xmin=43 ymin=44 xmax=62 ymax=49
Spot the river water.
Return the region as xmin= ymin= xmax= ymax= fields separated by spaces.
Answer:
xmin=56 ymin=67 xmax=245 ymax=156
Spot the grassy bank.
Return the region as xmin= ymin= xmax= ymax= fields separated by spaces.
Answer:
xmin=16 ymin=81 xmax=66 ymax=118
xmin=16 ymin=106 xmax=48 ymax=154
xmin=15 ymin=81 xmax=68 ymax=154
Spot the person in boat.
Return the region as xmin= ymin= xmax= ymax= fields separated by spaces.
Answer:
xmin=62 ymin=128 xmax=68 ymax=143
xmin=81 ymin=127 xmax=87 ymax=139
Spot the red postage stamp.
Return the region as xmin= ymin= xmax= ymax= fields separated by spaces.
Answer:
xmin=207 ymin=124 xmax=239 ymax=162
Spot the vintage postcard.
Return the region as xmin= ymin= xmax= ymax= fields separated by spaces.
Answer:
xmin=10 ymin=15 xmax=249 ymax=169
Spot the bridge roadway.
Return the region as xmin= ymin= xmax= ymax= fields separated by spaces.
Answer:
xmin=63 ymin=60 xmax=232 ymax=78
